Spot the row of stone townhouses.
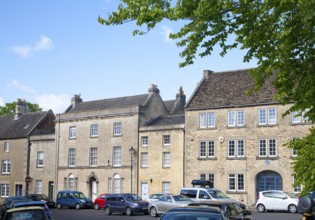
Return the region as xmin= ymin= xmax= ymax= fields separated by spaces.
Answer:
xmin=0 ymin=69 xmax=312 ymax=207
xmin=0 ymin=99 xmax=56 ymax=202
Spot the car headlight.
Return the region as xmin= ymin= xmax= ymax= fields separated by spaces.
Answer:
xmin=130 ymin=203 xmax=139 ymax=207
xmin=80 ymin=200 xmax=86 ymax=203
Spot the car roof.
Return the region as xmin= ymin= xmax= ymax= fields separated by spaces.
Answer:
xmin=6 ymin=206 xmax=44 ymax=213
xmin=167 ymin=206 xmax=222 ymax=214
xmin=181 ymin=187 xmax=221 ymax=191
xmin=13 ymin=201 xmax=46 ymax=207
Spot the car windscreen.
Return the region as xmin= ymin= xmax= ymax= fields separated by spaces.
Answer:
xmin=125 ymin=194 xmax=143 ymax=202
xmin=5 ymin=209 xmax=47 ymax=220
xmin=162 ymin=212 xmax=222 ymax=220
xmin=206 ymin=190 xmax=229 ymax=199
xmin=75 ymin=193 xmax=87 ymax=199
xmin=173 ymin=195 xmax=191 ymax=202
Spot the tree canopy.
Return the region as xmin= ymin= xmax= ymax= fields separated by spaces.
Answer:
xmin=0 ymin=101 xmax=42 ymax=116
xmin=99 ymin=0 xmax=315 ymax=192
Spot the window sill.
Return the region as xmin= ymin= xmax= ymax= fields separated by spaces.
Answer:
xmin=257 ymin=123 xmax=279 ymax=127
xmin=226 ymin=191 xmax=247 ymax=195
xmin=226 ymin=125 xmax=247 ymax=129
xmin=198 ymin=157 xmax=217 ymax=161
xmin=256 ymin=156 xmax=279 ymax=160
xmin=226 ymin=157 xmax=247 ymax=160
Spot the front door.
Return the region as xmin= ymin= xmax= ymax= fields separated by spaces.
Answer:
xmin=15 ymin=184 xmax=23 ymax=196
xmin=141 ymin=182 xmax=148 ymax=200
xmin=92 ymin=180 xmax=97 ymax=202
xmin=256 ymin=170 xmax=283 ymax=200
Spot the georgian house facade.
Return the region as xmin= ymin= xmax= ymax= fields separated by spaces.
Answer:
xmin=138 ymin=87 xmax=186 ymax=199
xmin=185 ymin=69 xmax=312 ymax=207
xmin=55 ymin=85 xmax=171 ymax=201
xmin=0 ymin=100 xmax=56 ymax=201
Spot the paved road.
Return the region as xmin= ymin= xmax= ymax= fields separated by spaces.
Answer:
xmin=51 ymin=208 xmax=302 ymax=220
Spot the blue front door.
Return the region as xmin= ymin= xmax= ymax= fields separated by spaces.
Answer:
xmin=256 ymin=170 xmax=282 ymax=200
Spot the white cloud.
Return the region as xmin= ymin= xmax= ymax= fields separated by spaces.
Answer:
xmin=36 ymin=94 xmax=70 ymax=114
xmin=160 ymin=25 xmax=173 ymax=43
xmin=8 ymin=79 xmax=36 ymax=94
xmin=9 ymin=45 xmax=32 ymax=58
xmin=34 ymin=35 xmax=54 ymax=51
xmin=0 ymin=97 xmax=4 ymax=106
xmin=9 ymin=35 xmax=53 ymax=58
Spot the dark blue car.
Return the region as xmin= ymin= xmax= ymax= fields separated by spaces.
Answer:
xmin=104 ymin=193 xmax=149 ymax=216
xmin=10 ymin=200 xmax=53 ymax=220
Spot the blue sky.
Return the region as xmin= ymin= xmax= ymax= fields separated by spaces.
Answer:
xmin=0 ymin=0 xmax=257 ymax=114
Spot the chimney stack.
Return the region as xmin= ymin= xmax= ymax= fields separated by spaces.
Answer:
xmin=71 ymin=94 xmax=82 ymax=108
xmin=148 ymin=84 xmax=160 ymax=96
xmin=14 ymin=99 xmax=27 ymax=120
xmin=203 ymin=70 xmax=213 ymax=79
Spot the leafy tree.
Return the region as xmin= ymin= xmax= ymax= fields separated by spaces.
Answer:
xmin=0 ymin=101 xmax=42 ymax=116
xmin=99 ymin=1 xmax=315 ymax=191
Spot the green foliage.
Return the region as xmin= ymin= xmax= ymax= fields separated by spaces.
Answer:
xmin=99 ymin=0 xmax=315 ymax=122
xmin=0 ymin=101 xmax=42 ymax=116
xmin=287 ymin=127 xmax=315 ymax=195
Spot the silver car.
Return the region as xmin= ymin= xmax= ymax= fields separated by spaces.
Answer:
xmin=148 ymin=195 xmax=192 ymax=217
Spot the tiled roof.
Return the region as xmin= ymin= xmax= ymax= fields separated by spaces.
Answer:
xmin=164 ymin=100 xmax=176 ymax=113
xmin=186 ymin=69 xmax=277 ymax=110
xmin=66 ymin=94 xmax=149 ymax=113
xmin=0 ymin=111 xmax=53 ymax=139
xmin=143 ymin=114 xmax=185 ymax=126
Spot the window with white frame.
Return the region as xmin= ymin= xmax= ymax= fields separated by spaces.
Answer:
xmin=228 ymin=110 xmax=245 ymax=127
xmin=141 ymin=152 xmax=148 ymax=167
xmin=292 ymin=111 xmax=309 ymax=124
xmin=163 ymin=135 xmax=171 ymax=146
xmin=291 ymin=138 xmax=298 ymax=157
xmin=112 ymin=146 xmax=121 ymax=166
xmin=68 ymin=148 xmax=76 ymax=167
xmin=113 ymin=122 xmax=122 ymax=136
xmin=228 ymin=140 xmax=245 ymax=157
xmin=259 ymin=139 xmax=277 ymax=157
xmin=293 ymin=176 xmax=302 ymax=193
xmin=90 ymin=124 xmax=98 ymax=137
xmin=162 ymin=181 xmax=171 ymax=193
xmin=35 ymin=180 xmax=43 ymax=194
xmin=0 ymin=184 xmax=9 ymax=197
xmin=199 ymin=141 xmax=215 ymax=158
xmin=69 ymin=126 xmax=76 ymax=139
xmin=228 ymin=173 xmax=245 ymax=191
xmin=36 ymin=151 xmax=44 ymax=167
xmin=162 ymin=152 xmax=171 ymax=167
xmin=141 ymin=136 xmax=148 ymax=146
xmin=199 ymin=173 xmax=215 ymax=187
xmin=199 ymin=112 xmax=215 ymax=128
xmin=2 ymin=160 xmax=10 ymax=174
xmin=4 ymin=142 xmax=9 ymax=153
xmin=90 ymin=147 xmax=97 ymax=166
xmin=259 ymin=108 xmax=277 ymax=125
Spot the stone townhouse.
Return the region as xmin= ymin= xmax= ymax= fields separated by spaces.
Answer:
xmin=55 ymin=84 xmax=173 ymax=201
xmin=0 ymin=100 xmax=56 ymax=201
xmin=185 ymin=69 xmax=312 ymax=207
xmin=138 ymin=87 xmax=186 ymax=199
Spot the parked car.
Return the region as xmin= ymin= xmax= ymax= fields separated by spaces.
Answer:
xmin=93 ymin=193 xmax=108 ymax=210
xmin=298 ymin=189 xmax=315 ymax=216
xmin=159 ymin=206 xmax=228 ymax=220
xmin=10 ymin=200 xmax=53 ymax=220
xmin=188 ymin=200 xmax=252 ymax=220
xmin=255 ymin=190 xmax=298 ymax=213
xmin=146 ymin=193 xmax=173 ymax=203
xmin=56 ymin=190 xmax=93 ymax=209
xmin=104 ymin=193 xmax=149 ymax=216
xmin=0 ymin=196 xmax=29 ymax=218
xmin=3 ymin=206 xmax=50 ymax=220
xmin=148 ymin=194 xmax=192 ymax=217
xmin=27 ymin=193 xmax=55 ymax=208
xmin=179 ymin=187 xmax=246 ymax=209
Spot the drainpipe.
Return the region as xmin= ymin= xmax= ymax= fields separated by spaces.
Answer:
xmin=26 ymin=136 xmax=32 ymax=196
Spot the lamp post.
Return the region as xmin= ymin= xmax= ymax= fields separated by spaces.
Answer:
xmin=129 ymin=146 xmax=135 ymax=193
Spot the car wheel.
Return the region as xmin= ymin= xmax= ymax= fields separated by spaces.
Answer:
xmin=150 ymin=207 xmax=158 ymax=217
xmin=298 ymin=196 xmax=313 ymax=213
xmin=105 ymin=207 xmax=111 ymax=215
xmin=75 ymin=204 xmax=80 ymax=210
xmin=57 ymin=204 xmax=62 ymax=209
xmin=257 ymin=204 xmax=265 ymax=213
xmin=94 ymin=203 xmax=99 ymax=210
xmin=288 ymin=204 xmax=297 ymax=213
xmin=125 ymin=207 xmax=133 ymax=216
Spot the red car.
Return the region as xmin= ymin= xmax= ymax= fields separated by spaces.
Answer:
xmin=93 ymin=194 xmax=108 ymax=210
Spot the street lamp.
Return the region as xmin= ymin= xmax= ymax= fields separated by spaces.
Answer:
xmin=129 ymin=146 xmax=135 ymax=193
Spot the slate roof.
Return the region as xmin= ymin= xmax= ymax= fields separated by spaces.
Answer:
xmin=143 ymin=114 xmax=185 ymax=126
xmin=66 ymin=94 xmax=149 ymax=113
xmin=0 ymin=111 xmax=53 ymax=139
xmin=186 ymin=69 xmax=278 ymax=110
